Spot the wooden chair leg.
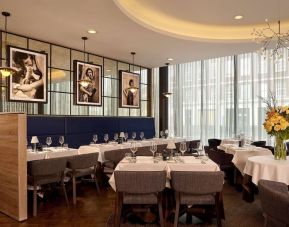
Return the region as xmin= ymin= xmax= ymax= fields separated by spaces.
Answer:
xmin=174 ymin=192 xmax=180 ymax=227
xmin=114 ymin=192 xmax=123 ymax=227
xmin=72 ymin=174 xmax=77 ymax=205
xmin=158 ymin=193 xmax=165 ymax=227
xmin=33 ymin=184 xmax=37 ymax=217
xmin=215 ymin=193 xmax=222 ymax=227
xmin=61 ymin=177 xmax=69 ymax=207
xmin=94 ymin=166 xmax=101 ymax=195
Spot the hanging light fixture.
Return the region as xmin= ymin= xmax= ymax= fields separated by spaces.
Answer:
xmin=163 ymin=63 xmax=172 ymax=98
xmin=0 ymin=11 xmax=17 ymax=77
xmin=128 ymin=51 xmax=138 ymax=93
xmin=78 ymin=36 xmax=92 ymax=88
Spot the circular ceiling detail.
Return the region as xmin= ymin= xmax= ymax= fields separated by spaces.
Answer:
xmin=114 ymin=0 xmax=289 ymax=42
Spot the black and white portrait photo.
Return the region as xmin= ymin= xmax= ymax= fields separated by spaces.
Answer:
xmin=119 ymin=70 xmax=140 ymax=108
xmin=8 ymin=46 xmax=48 ymax=103
xmin=74 ymin=61 xmax=102 ymax=106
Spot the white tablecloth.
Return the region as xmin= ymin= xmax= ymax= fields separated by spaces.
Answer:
xmin=244 ymin=155 xmax=289 ymax=185
xmin=109 ymin=156 xmax=220 ymax=191
xmin=218 ymin=144 xmax=272 ymax=174
xmin=220 ymin=139 xmax=239 ymax=146
xmin=88 ymin=138 xmax=186 ymax=163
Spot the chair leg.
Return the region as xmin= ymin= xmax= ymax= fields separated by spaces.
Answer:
xmin=215 ymin=193 xmax=222 ymax=227
xmin=114 ymin=192 xmax=123 ymax=227
xmin=72 ymin=174 xmax=77 ymax=205
xmin=174 ymin=192 xmax=180 ymax=227
xmin=61 ymin=177 xmax=69 ymax=207
xmin=94 ymin=166 xmax=101 ymax=195
xmin=158 ymin=193 xmax=165 ymax=227
xmin=33 ymin=184 xmax=37 ymax=217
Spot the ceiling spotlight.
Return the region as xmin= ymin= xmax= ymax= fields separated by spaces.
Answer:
xmin=234 ymin=15 xmax=243 ymax=20
xmin=167 ymin=58 xmax=174 ymax=61
xmin=106 ymin=69 xmax=111 ymax=72
xmin=87 ymin=29 xmax=97 ymax=34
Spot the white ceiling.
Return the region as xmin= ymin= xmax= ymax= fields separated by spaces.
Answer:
xmin=1 ymin=0 xmax=289 ymax=68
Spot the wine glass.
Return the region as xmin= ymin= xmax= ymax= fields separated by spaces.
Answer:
xmin=114 ymin=133 xmax=118 ymax=142
xmin=179 ymin=141 xmax=187 ymax=156
xmin=130 ymin=141 xmax=138 ymax=157
xmin=132 ymin=132 xmax=136 ymax=140
xmin=150 ymin=142 xmax=157 ymax=157
xmin=124 ymin=132 xmax=129 ymax=142
xmin=197 ymin=141 xmax=203 ymax=157
xmin=46 ymin=136 xmax=52 ymax=147
xmin=160 ymin=131 xmax=164 ymax=138
xmin=140 ymin=132 xmax=144 ymax=140
xmin=59 ymin=136 xmax=64 ymax=147
xmin=104 ymin=134 xmax=109 ymax=143
xmin=93 ymin=134 xmax=98 ymax=144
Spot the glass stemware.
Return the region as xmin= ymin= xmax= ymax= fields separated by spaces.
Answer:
xmin=93 ymin=134 xmax=98 ymax=144
xmin=104 ymin=134 xmax=109 ymax=143
xmin=46 ymin=136 xmax=52 ymax=147
xmin=132 ymin=132 xmax=136 ymax=140
xmin=130 ymin=141 xmax=138 ymax=157
xmin=59 ymin=136 xmax=64 ymax=147
xmin=124 ymin=132 xmax=129 ymax=142
xmin=114 ymin=133 xmax=118 ymax=142
xmin=160 ymin=131 xmax=164 ymax=138
xmin=180 ymin=141 xmax=187 ymax=156
xmin=150 ymin=142 xmax=157 ymax=157
xmin=140 ymin=131 xmax=144 ymax=140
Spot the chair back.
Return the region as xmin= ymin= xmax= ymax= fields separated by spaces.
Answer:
xmin=171 ymin=171 xmax=224 ymax=194
xmin=67 ymin=153 xmax=99 ymax=169
xmin=115 ymin=170 xmax=166 ymax=194
xmin=259 ymin=179 xmax=289 ymax=226
xmin=28 ymin=157 xmax=67 ymax=177
xmin=208 ymin=139 xmax=221 ymax=148
xmin=251 ymin=141 xmax=266 ymax=147
xmin=157 ymin=144 xmax=167 ymax=153
xmin=104 ymin=148 xmax=131 ymax=165
xmin=136 ymin=146 xmax=152 ymax=156
xmin=190 ymin=140 xmax=200 ymax=149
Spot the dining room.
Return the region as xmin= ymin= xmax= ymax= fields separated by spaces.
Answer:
xmin=1 ymin=0 xmax=289 ymax=227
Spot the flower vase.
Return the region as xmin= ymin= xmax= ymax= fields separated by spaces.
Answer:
xmin=274 ymin=136 xmax=286 ymax=160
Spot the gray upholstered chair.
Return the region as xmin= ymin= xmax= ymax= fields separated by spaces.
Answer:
xmin=114 ymin=170 xmax=167 ymax=227
xmin=67 ymin=153 xmax=100 ymax=205
xmin=27 ymin=157 xmax=69 ymax=216
xmin=171 ymin=171 xmax=225 ymax=227
xmin=258 ymin=179 xmax=289 ymax=227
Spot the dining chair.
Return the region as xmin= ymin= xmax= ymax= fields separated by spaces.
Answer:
xmin=251 ymin=141 xmax=266 ymax=147
xmin=259 ymin=179 xmax=289 ymax=227
xmin=67 ymin=153 xmax=100 ymax=205
xmin=171 ymin=171 xmax=225 ymax=227
xmin=114 ymin=170 xmax=167 ymax=227
xmin=136 ymin=146 xmax=153 ymax=156
xmin=27 ymin=157 xmax=69 ymax=216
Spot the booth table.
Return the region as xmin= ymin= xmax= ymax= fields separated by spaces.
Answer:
xmin=243 ymin=155 xmax=289 ymax=185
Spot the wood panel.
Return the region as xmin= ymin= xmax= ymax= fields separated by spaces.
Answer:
xmin=0 ymin=113 xmax=27 ymax=221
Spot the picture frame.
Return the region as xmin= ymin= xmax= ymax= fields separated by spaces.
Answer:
xmin=8 ymin=46 xmax=48 ymax=103
xmin=73 ymin=60 xmax=102 ymax=106
xmin=119 ymin=70 xmax=140 ymax=108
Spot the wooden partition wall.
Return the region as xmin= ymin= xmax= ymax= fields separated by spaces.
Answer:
xmin=0 ymin=113 xmax=27 ymax=221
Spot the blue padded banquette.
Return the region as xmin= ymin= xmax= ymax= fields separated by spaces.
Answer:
xmin=27 ymin=115 xmax=155 ymax=148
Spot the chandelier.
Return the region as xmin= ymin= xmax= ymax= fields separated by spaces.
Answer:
xmin=252 ymin=19 xmax=289 ymax=59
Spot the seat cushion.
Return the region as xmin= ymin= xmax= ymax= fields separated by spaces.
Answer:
xmin=180 ymin=193 xmax=215 ymax=205
xmin=123 ymin=192 xmax=158 ymax=204
xmin=67 ymin=168 xmax=94 ymax=178
xmin=28 ymin=174 xmax=61 ymax=186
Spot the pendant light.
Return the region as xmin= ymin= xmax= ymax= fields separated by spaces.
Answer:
xmin=128 ymin=51 xmax=138 ymax=93
xmin=0 ymin=11 xmax=17 ymax=77
xmin=163 ymin=63 xmax=172 ymax=98
xmin=78 ymin=36 xmax=92 ymax=88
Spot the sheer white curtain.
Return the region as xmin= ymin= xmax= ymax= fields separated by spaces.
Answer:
xmin=237 ymin=49 xmax=289 ymax=144
xmin=168 ymin=62 xmax=202 ymax=139
xmin=202 ymin=56 xmax=235 ymax=144
xmin=152 ymin=68 xmax=160 ymax=137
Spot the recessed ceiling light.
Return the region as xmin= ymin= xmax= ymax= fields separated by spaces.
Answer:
xmin=106 ymin=69 xmax=111 ymax=72
xmin=167 ymin=58 xmax=174 ymax=61
xmin=234 ymin=15 xmax=243 ymax=20
xmin=87 ymin=29 xmax=97 ymax=34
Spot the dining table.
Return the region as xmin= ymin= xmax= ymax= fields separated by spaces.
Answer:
xmin=109 ymin=156 xmax=220 ymax=191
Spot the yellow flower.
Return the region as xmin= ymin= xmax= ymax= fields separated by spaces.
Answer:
xmin=274 ymin=124 xmax=281 ymax=131
xmin=264 ymin=121 xmax=272 ymax=132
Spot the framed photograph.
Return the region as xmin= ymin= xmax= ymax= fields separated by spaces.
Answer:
xmin=74 ymin=60 xmax=102 ymax=106
xmin=119 ymin=70 xmax=140 ymax=108
xmin=8 ymin=46 xmax=48 ymax=103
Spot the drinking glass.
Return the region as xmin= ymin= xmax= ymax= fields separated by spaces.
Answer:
xmin=104 ymin=134 xmax=109 ymax=143
xmin=59 ymin=136 xmax=64 ymax=147
xmin=150 ymin=142 xmax=157 ymax=157
xmin=160 ymin=131 xmax=164 ymax=138
xmin=132 ymin=132 xmax=136 ymax=140
xmin=124 ymin=132 xmax=129 ymax=142
xmin=46 ymin=136 xmax=52 ymax=147
xmin=140 ymin=132 xmax=144 ymax=140
xmin=179 ymin=141 xmax=187 ymax=156
xmin=114 ymin=133 xmax=118 ymax=142
xmin=93 ymin=134 xmax=98 ymax=144
xmin=197 ymin=141 xmax=204 ymax=156
xmin=130 ymin=141 xmax=138 ymax=157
